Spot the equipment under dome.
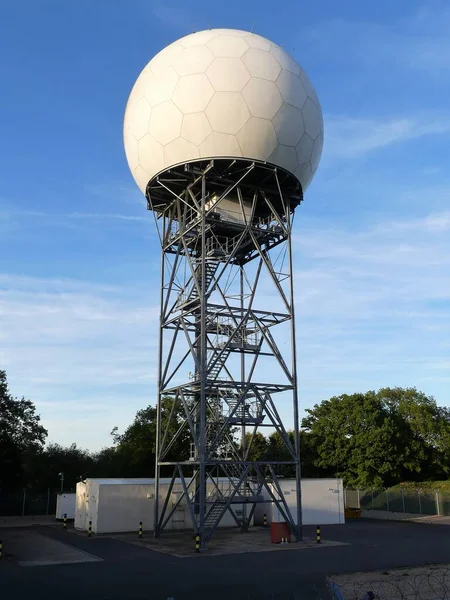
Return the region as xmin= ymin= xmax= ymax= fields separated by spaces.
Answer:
xmin=123 ymin=28 xmax=324 ymax=551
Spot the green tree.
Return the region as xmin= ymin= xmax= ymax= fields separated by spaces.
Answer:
xmin=0 ymin=370 xmax=47 ymax=490
xmin=24 ymin=443 xmax=93 ymax=491
xmin=244 ymin=432 xmax=268 ymax=461
xmin=110 ymin=397 xmax=190 ymax=477
xmin=301 ymin=387 xmax=450 ymax=488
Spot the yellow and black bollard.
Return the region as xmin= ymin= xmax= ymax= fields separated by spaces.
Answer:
xmin=139 ymin=521 xmax=143 ymax=539
xmin=0 ymin=540 xmax=3 ymax=561
xmin=195 ymin=534 xmax=200 ymax=553
xmin=63 ymin=513 xmax=67 ymax=530
xmin=316 ymin=525 xmax=321 ymax=544
xmin=88 ymin=520 xmax=92 ymax=537
xmin=263 ymin=513 xmax=267 ymax=527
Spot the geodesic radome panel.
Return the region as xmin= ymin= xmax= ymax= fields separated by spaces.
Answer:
xmin=123 ymin=29 xmax=324 ymax=194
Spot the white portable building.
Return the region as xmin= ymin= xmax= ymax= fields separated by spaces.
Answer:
xmin=254 ymin=478 xmax=345 ymax=526
xmin=56 ymin=493 xmax=76 ymax=520
xmin=75 ymin=478 xmax=253 ymax=534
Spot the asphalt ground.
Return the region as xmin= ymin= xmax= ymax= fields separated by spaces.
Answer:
xmin=1 ymin=520 xmax=450 ymax=600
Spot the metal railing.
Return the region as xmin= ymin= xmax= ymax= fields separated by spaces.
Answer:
xmin=344 ymin=487 xmax=447 ymax=516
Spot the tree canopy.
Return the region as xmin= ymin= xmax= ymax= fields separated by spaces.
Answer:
xmin=0 ymin=370 xmax=48 ymax=490
xmin=2 ymin=370 xmax=448 ymax=492
xmin=301 ymin=387 xmax=450 ymax=488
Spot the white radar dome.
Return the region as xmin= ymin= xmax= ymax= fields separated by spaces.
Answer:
xmin=124 ymin=28 xmax=323 ymax=194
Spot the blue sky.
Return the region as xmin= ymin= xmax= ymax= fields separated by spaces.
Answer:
xmin=1 ymin=0 xmax=449 ymax=451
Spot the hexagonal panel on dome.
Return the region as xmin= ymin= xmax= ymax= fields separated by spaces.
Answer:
xmin=144 ymin=66 xmax=178 ymax=107
xmin=206 ymin=58 xmax=250 ymax=92
xmin=294 ymin=162 xmax=313 ymax=190
xmin=272 ymin=103 xmax=305 ymax=146
xmin=295 ymin=133 xmax=314 ymax=164
xmin=237 ymin=117 xmax=277 ymax=160
xmin=181 ymin=112 xmax=212 ymax=146
xmin=149 ymin=101 xmax=183 ymax=145
xmin=124 ymin=128 xmax=139 ymax=168
xmin=179 ymin=30 xmax=219 ymax=48
xmin=270 ymin=45 xmax=301 ymax=76
xmin=172 ymin=45 xmax=214 ymax=76
xmin=150 ymin=43 xmax=185 ymax=77
xmin=164 ymin=137 xmax=199 ymax=166
xmin=276 ymin=70 xmax=307 ymax=110
xmin=311 ymin=133 xmax=323 ymax=172
xmin=244 ymin=34 xmax=271 ymax=51
xmin=301 ymin=72 xmax=321 ymax=106
xmin=242 ymin=78 xmax=282 ymax=120
xmin=172 ymin=74 xmax=214 ymax=113
xmin=242 ymin=48 xmax=281 ymax=81
xmin=206 ymin=92 xmax=250 ymax=135
xmin=207 ymin=35 xmax=249 ymax=57
xmin=302 ymin=98 xmax=322 ymax=140
xmin=138 ymin=135 xmax=164 ymax=174
xmin=129 ymin=67 xmax=154 ymax=102
xmin=133 ymin=164 xmax=152 ymax=192
xmin=199 ymin=132 xmax=242 ymax=158
xmin=267 ymin=145 xmax=298 ymax=175
xmin=213 ymin=28 xmax=248 ymax=37
xmin=126 ymin=97 xmax=151 ymax=140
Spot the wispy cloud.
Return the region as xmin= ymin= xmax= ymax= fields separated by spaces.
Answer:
xmin=291 ymin=209 xmax=450 ymax=402
xmin=304 ymin=7 xmax=450 ymax=73
xmin=2 ymin=204 xmax=449 ymax=449
xmin=0 ymin=274 xmax=160 ymax=449
xmin=324 ymin=114 xmax=450 ymax=160
xmin=0 ymin=209 xmax=148 ymax=223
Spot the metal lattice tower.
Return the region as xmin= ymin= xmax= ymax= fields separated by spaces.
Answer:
xmin=149 ymin=158 xmax=303 ymax=550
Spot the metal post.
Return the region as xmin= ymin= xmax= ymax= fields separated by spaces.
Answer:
xmin=357 ymin=488 xmax=360 ymax=509
xmin=386 ymin=489 xmax=390 ymax=511
xmin=436 ymin=491 xmax=440 ymax=516
xmin=198 ymin=173 xmax=207 ymax=550
xmin=153 ymin=239 xmax=166 ymax=538
xmin=240 ymin=266 xmax=247 ymax=532
xmin=401 ymin=489 xmax=406 ymax=513
xmin=287 ymin=202 xmax=302 ymax=542
xmin=418 ymin=490 xmax=422 ymax=514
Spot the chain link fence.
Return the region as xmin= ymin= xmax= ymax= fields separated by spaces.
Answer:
xmin=0 ymin=489 xmax=58 ymax=516
xmin=344 ymin=487 xmax=446 ymax=516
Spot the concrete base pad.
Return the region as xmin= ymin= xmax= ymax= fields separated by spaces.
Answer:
xmin=3 ymin=530 xmax=102 ymax=566
xmin=112 ymin=526 xmax=348 ymax=557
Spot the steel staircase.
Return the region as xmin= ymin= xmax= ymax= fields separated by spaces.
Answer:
xmin=178 ymin=261 xmax=218 ymax=308
xmin=207 ymin=348 xmax=231 ymax=380
xmin=204 ymin=501 xmax=227 ymax=530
